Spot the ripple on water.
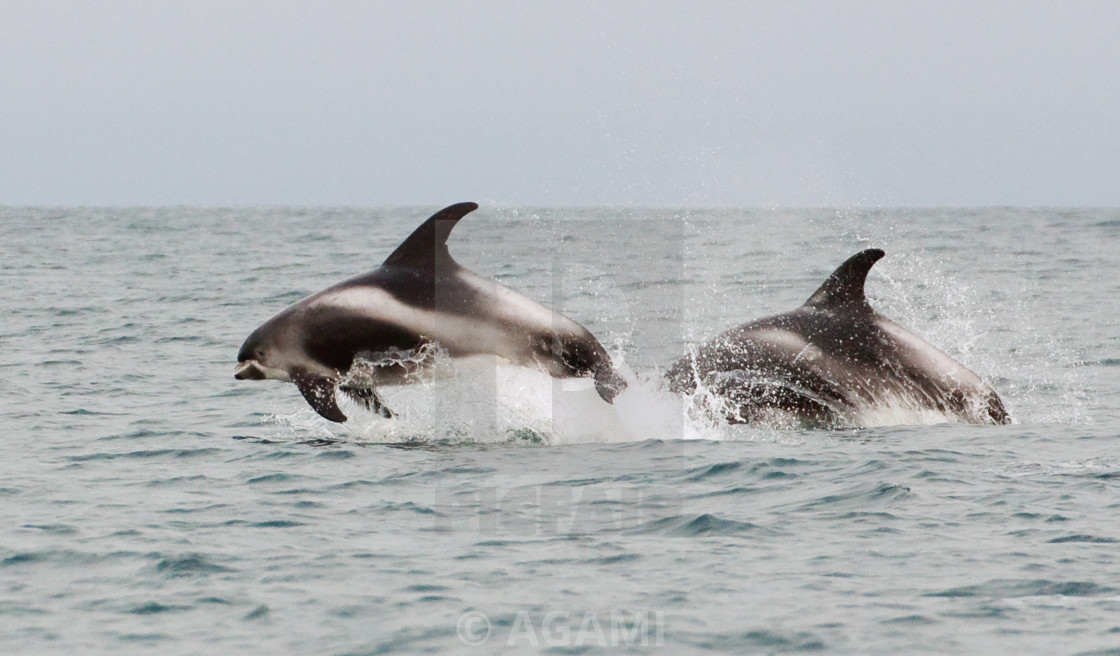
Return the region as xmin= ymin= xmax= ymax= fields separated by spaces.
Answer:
xmin=792 ymin=482 xmax=914 ymax=514
xmin=0 ymin=601 xmax=48 ymax=617
xmin=925 ymin=579 xmax=1118 ymax=598
xmin=880 ymin=614 xmax=937 ymax=625
xmin=249 ymin=520 xmax=305 ymax=528
xmin=21 ymin=524 xmax=78 ymax=535
xmin=1046 ymin=534 xmax=1119 ymax=544
xmin=246 ymin=473 xmax=302 ymax=485
xmin=680 ymin=457 xmax=811 ymax=484
xmin=127 ymin=602 xmax=191 ymax=615
xmin=678 ymin=628 xmax=828 ymax=652
xmin=153 ymin=553 xmax=234 ymax=577
xmin=627 ymin=513 xmax=776 ymax=538
xmin=1 ymin=549 xmax=110 ymax=568
xmin=66 ymin=448 xmax=225 ymax=462
xmin=375 ymin=501 xmax=438 ymax=515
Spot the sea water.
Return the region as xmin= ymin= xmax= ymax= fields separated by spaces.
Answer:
xmin=1 ymin=206 xmax=1117 ymax=654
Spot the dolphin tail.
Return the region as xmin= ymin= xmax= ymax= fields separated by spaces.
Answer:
xmin=293 ymin=374 xmax=348 ymax=422
xmin=985 ymin=391 xmax=1011 ymax=425
xmin=592 ymin=365 xmax=628 ymax=404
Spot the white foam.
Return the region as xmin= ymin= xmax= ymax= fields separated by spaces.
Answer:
xmin=260 ymin=350 xmax=744 ymax=445
xmin=844 ymin=395 xmax=961 ymax=428
xmin=340 ymin=356 xmax=676 ymax=445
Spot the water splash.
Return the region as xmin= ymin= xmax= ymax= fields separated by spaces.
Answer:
xmin=259 ymin=350 xmax=741 ymax=446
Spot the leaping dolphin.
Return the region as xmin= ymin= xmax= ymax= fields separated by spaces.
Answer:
xmin=665 ymin=249 xmax=1010 ymax=427
xmin=234 ymin=202 xmax=626 ymax=422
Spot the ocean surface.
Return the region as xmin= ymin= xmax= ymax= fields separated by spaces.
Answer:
xmin=1 ymin=206 xmax=1118 ymax=655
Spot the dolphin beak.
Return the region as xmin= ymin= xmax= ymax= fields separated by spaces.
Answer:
xmin=234 ymin=360 xmax=266 ymax=380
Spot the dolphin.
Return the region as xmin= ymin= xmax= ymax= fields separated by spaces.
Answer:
xmin=665 ymin=249 xmax=1010 ymax=427
xmin=234 ymin=202 xmax=626 ymax=422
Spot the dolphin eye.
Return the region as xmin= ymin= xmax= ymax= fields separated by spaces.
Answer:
xmin=255 ymin=349 xmax=266 ymax=359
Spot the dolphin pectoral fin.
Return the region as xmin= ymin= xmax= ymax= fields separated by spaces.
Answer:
xmin=340 ymin=385 xmax=395 ymax=419
xmin=293 ymin=374 xmax=348 ymax=423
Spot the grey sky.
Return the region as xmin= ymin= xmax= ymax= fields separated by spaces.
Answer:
xmin=2 ymin=1 xmax=1118 ymax=206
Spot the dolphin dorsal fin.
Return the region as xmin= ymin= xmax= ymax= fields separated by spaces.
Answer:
xmin=803 ymin=248 xmax=885 ymax=309
xmin=382 ymin=202 xmax=479 ymax=268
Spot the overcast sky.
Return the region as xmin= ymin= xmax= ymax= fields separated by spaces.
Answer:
xmin=2 ymin=1 xmax=1118 ymax=206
